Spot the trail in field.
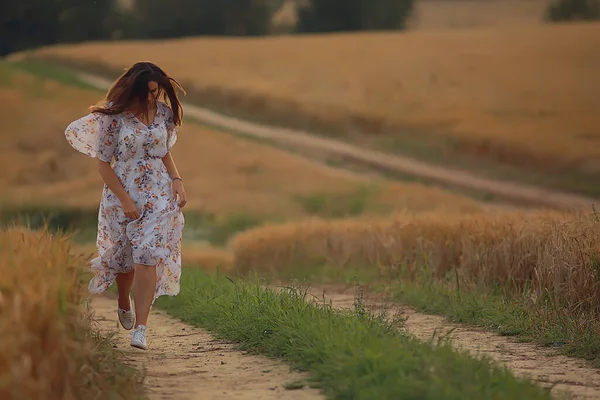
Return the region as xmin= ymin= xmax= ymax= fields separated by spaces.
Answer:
xmin=89 ymin=294 xmax=323 ymax=400
xmin=74 ymin=71 xmax=598 ymax=211
xmin=307 ymin=284 xmax=600 ymax=400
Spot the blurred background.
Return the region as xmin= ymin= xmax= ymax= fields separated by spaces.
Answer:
xmin=4 ymin=3 xmax=600 ymax=397
xmin=1 ymin=0 xmax=599 ymax=266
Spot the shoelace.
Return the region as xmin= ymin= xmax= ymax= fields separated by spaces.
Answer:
xmin=130 ymin=326 xmax=147 ymax=340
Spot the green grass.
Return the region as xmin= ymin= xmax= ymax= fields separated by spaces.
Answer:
xmin=390 ymin=274 xmax=600 ymax=367
xmin=0 ymin=204 xmax=264 ymax=245
xmin=266 ymin=263 xmax=600 ymax=368
xmin=7 ymin=59 xmax=101 ymax=91
xmin=154 ymin=269 xmax=554 ymax=400
xmin=81 ymin=324 xmax=147 ymax=400
xmin=294 ymin=184 xmax=386 ymax=218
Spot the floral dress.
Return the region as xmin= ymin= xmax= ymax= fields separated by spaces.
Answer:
xmin=65 ymin=101 xmax=184 ymax=303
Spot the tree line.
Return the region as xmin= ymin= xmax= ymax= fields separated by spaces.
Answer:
xmin=2 ymin=0 xmax=599 ymax=57
xmin=1 ymin=0 xmax=414 ymax=56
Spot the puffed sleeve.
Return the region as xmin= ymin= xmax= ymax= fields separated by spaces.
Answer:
xmin=64 ymin=112 xmax=121 ymax=162
xmin=164 ymin=106 xmax=178 ymax=151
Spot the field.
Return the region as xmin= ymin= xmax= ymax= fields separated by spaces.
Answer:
xmin=0 ymin=226 xmax=144 ymax=399
xmin=0 ymin=57 xmax=568 ymax=399
xmin=4 ymin=3 xmax=600 ymax=398
xmin=0 ymin=62 xmax=481 ymax=218
xmin=231 ymin=208 xmax=600 ymax=365
xmin=20 ymin=22 xmax=600 ymax=195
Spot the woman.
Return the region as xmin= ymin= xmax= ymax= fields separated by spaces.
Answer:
xmin=65 ymin=61 xmax=187 ymax=350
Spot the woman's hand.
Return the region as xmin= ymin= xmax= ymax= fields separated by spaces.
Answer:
xmin=121 ymin=197 xmax=141 ymax=219
xmin=172 ymin=179 xmax=187 ymax=208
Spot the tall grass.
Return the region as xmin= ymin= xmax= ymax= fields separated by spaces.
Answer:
xmin=231 ymin=209 xmax=600 ymax=362
xmin=0 ymin=226 xmax=144 ymax=400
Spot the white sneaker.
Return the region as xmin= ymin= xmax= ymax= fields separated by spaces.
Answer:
xmin=117 ymin=296 xmax=135 ymax=330
xmin=130 ymin=325 xmax=148 ymax=350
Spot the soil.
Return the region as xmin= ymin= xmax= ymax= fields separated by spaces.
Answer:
xmin=89 ymin=294 xmax=324 ymax=400
xmin=309 ymin=284 xmax=600 ymax=400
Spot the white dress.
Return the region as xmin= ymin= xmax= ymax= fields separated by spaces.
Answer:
xmin=65 ymin=101 xmax=184 ymax=303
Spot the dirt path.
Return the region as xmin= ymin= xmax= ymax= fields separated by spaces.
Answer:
xmin=89 ymin=294 xmax=324 ymax=400
xmin=73 ymin=71 xmax=598 ymax=211
xmin=307 ymin=284 xmax=600 ymax=400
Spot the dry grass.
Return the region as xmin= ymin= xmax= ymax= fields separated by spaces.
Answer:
xmin=0 ymin=226 xmax=144 ymax=399
xmin=231 ymin=209 xmax=600 ymax=313
xmin=25 ymin=22 xmax=600 ymax=175
xmin=0 ymin=62 xmax=482 ymax=217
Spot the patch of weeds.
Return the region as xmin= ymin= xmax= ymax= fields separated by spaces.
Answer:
xmin=8 ymin=60 xmax=100 ymax=91
xmin=294 ymin=184 xmax=382 ymax=218
xmin=0 ymin=204 xmax=99 ymax=243
xmin=264 ymin=262 xmax=600 ymax=368
xmin=0 ymin=61 xmax=15 ymax=87
xmin=208 ymin=213 xmax=264 ymax=246
xmin=283 ymin=380 xmax=305 ymax=390
xmin=0 ymin=204 xmax=235 ymax=245
xmin=155 ymin=269 xmax=553 ymax=400
xmin=390 ymin=270 xmax=600 ymax=367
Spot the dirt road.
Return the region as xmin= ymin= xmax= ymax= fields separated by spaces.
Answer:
xmin=74 ymin=71 xmax=598 ymax=211
xmin=89 ymin=294 xmax=323 ymax=400
xmin=310 ymin=284 xmax=600 ymax=400
xmin=90 ymin=285 xmax=600 ymax=400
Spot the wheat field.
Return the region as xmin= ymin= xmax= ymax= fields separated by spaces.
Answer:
xmin=0 ymin=226 xmax=143 ymax=399
xmin=25 ymin=22 xmax=600 ymax=174
xmin=231 ymin=208 xmax=600 ymax=315
xmin=0 ymin=62 xmax=482 ymax=216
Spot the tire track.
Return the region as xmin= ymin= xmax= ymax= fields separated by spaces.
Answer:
xmin=90 ymin=294 xmax=323 ymax=400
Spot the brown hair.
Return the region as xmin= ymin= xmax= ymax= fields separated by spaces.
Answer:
xmin=90 ymin=61 xmax=185 ymax=126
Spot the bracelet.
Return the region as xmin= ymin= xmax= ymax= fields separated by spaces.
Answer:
xmin=172 ymin=177 xmax=183 ymax=182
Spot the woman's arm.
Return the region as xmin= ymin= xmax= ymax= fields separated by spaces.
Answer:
xmin=162 ymin=152 xmax=187 ymax=208
xmin=97 ymin=159 xmax=140 ymax=219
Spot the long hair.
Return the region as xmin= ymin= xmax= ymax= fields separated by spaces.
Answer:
xmin=90 ymin=61 xmax=186 ymax=126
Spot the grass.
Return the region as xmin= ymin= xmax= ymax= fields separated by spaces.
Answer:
xmin=0 ymin=225 xmax=145 ymax=399
xmin=154 ymin=269 xmax=554 ymax=399
xmin=0 ymin=204 xmax=265 ymax=249
xmin=19 ymin=22 xmax=600 ymax=197
xmin=390 ymin=275 xmax=600 ymax=365
xmin=294 ymin=184 xmax=386 ymax=218
xmin=283 ymin=261 xmax=600 ymax=366
xmin=230 ymin=208 xmax=600 ymax=365
xmin=8 ymin=59 xmax=100 ymax=91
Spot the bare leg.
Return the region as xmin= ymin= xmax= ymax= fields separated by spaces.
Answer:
xmin=116 ymin=271 xmax=134 ymax=310
xmin=132 ymin=264 xmax=157 ymax=327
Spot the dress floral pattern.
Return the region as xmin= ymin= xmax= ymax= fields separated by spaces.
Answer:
xmin=65 ymin=101 xmax=184 ymax=303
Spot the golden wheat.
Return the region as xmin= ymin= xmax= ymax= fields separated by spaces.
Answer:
xmin=231 ymin=209 xmax=600 ymax=313
xmin=0 ymin=62 xmax=482 ymax=216
xmin=26 ymin=22 xmax=600 ymax=173
xmin=0 ymin=226 xmax=143 ymax=399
